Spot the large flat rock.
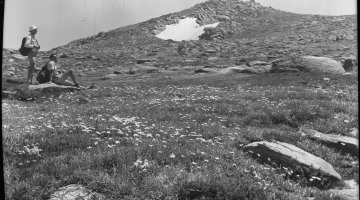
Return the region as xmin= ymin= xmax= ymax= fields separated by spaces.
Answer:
xmin=300 ymin=128 xmax=359 ymax=157
xmin=270 ymin=56 xmax=345 ymax=74
xmin=242 ymin=141 xmax=342 ymax=183
xmin=27 ymin=83 xmax=80 ymax=91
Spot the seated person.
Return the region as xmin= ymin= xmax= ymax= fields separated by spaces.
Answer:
xmin=47 ymin=54 xmax=80 ymax=87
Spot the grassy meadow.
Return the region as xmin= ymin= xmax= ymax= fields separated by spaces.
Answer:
xmin=2 ymin=72 xmax=358 ymax=199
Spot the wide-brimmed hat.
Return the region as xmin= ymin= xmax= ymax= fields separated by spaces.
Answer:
xmin=29 ymin=25 xmax=38 ymax=32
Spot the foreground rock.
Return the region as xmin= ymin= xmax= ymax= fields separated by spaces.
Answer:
xmin=14 ymin=83 xmax=80 ymax=101
xmin=27 ymin=83 xmax=80 ymax=91
xmin=242 ymin=141 xmax=342 ymax=184
xmin=50 ymin=184 xmax=104 ymax=200
xmin=270 ymin=56 xmax=345 ymax=74
xmin=329 ymin=180 xmax=359 ymax=200
xmin=299 ymin=128 xmax=359 ymax=157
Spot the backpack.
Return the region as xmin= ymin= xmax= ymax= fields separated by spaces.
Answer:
xmin=19 ymin=37 xmax=32 ymax=56
xmin=36 ymin=62 xmax=51 ymax=84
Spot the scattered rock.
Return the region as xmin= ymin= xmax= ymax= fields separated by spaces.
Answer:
xmin=271 ymin=56 xmax=345 ymax=74
xmin=90 ymin=55 xmax=101 ymax=60
xmin=349 ymin=128 xmax=358 ymax=138
xmin=2 ymin=91 xmax=17 ymax=99
xmin=7 ymin=67 xmax=16 ymax=71
xmin=218 ymin=65 xmax=250 ymax=74
xmin=300 ymin=128 xmax=359 ymax=157
xmin=99 ymin=74 xmax=119 ymax=80
xmin=79 ymin=72 xmax=87 ymax=77
xmin=11 ymin=54 xmax=26 ymax=60
xmin=6 ymin=79 xmax=25 ymax=84
xmin=194 ymin=68 xmax=218 ymax=73
xmin=136 ymin=58 xmax=156 ymax=64
xmin=4 ymin=71 xmax=15 ymax=76
xmin=242 ymin=141 xmax=342 ymax=185
xmin=27 ymin=83 xmax=80 ymax=91
xmin=59 ymin=53 xmax=69 ymax=58
xmin=247 ymin=60 xmax=268 ymax=66
xmin=204 ymin=49 xmax=217 ymax=53
xmin=49 ymin=184 xmax=105 ymax=200
xmin=134 ymin=65 xmax=159 ymax=73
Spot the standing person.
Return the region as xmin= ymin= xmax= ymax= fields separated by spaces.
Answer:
xmin=25 ymin=25 xmax=40 ymax=84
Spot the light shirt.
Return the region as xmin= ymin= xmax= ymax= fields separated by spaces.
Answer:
xmin=46 ymin=61 xmax=60 ymax=79
xmin=24 ymin=34 xmax=39 ymax=48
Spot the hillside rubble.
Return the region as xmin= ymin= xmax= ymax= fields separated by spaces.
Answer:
xmin=2 ymin=0 xmax=357 ymax=80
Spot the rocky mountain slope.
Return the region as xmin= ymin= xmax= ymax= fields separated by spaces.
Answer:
xmin=2 ymin=0 xmax=357 ymax=79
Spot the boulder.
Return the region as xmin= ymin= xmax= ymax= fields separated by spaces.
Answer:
xmin=26 ymin=83 xmax=79 ymax=91
xmin=99 ymin=74 xmax=119 ymax=80
xmin=242 ymin=141 xmax=342 ymax=183
xmin=218 ymin=65 xmax=250 ymax=74
xmin=11 ymin=54 xmax=26 ymax=60
xmin=244 ymin=65 xmax=272 ymax=73
xmin=194 ymin=68 xmax=218 ymax=74
xmin=300 ymin=128 xmax=359 ymax=157
xmin=136 ymin=58 xmax=156 ymax=64
xmin=270 ymin=56 xmax=345 ymax=74
xmin=50 ymin=184 xmax=104 ymax=200
xmin=134 ymin=65 xmax=159 ymax=73
xmin=247 ymin=60 xmax=268 ymax=66
xmin=59 ymin=53 xmax=68 ymax=58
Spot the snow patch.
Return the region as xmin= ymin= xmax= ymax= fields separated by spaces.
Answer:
xmin=155 ymin=17 xmax=219 ymax=41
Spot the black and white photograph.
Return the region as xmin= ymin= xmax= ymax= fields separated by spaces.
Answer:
xmin=2 ymin=0 xmax=358 ymax=199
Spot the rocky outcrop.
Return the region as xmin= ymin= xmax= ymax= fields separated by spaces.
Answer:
xmin=270 ymin=56 xmax=345 ymax=74
xmin=199 ymin=27 xmax=232 ymax=40
xmin=300 ymin=128 xmax=359 ymax=157
xmin=242 ymin=141 xmax=342 ymax=185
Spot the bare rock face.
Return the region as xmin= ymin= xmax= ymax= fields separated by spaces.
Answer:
xmin=270 ymin=56 xmax=345 ymax=74
xmin=300 ymin=128 xmax=359 ymax=157
xmin=242 ymin=141 xmax=342 ymax=184
xmin=49 ymin=184 xmax=105 ymax=200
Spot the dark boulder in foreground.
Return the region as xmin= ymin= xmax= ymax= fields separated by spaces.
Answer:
xmin=242 ymin=141 xmax=342 ymax=185
xmin=300 ymin=128 xmax=359 ymax=157
xmin=270 ymin=56 xmax=345 ymax=74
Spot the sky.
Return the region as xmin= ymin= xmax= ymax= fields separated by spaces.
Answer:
xmin=3 ymin=0 xmax=357 ymax=51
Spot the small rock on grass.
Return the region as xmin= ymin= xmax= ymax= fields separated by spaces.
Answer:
xmin=49 ymin=184 xmax=104 ymax=200
xmin=299 ymin=128 xmax=359 ymax=157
